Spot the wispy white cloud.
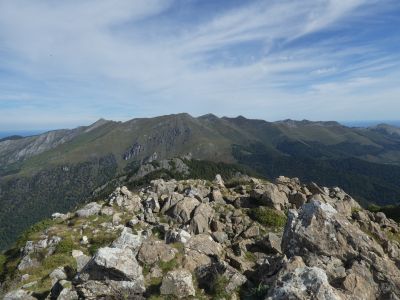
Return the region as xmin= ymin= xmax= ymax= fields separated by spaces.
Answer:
xmin=0 ymin=0 xmax=398 ymax=129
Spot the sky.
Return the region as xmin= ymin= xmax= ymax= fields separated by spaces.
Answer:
xmin=0 ymin=0 xmax=399 ymax=130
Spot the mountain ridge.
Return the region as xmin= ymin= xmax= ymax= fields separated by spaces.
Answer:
xmin=1 ymin=113 xmax=400 ymax=250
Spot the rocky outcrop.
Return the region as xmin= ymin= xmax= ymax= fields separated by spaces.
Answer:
xmin=2 ymin=175 xmax=400 ymax=300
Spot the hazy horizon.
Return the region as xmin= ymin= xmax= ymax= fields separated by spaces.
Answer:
xmin=1 ymin=115 xmax=400 ymax=139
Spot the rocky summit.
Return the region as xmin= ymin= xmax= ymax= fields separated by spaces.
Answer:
xmin=1 ymin=174 xmax=400 ymax=299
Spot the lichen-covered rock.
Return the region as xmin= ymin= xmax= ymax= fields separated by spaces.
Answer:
xmin=169 ymin=197 xmax=200 ymax=223
xmin=77 ymin=247 xmax=145 ymax=297
xmin=111 ymin=227 xmax=143 ymax=255
xmin=251 ymin=182 xmax=289 ymax=211
xmin=3 ymin=289 xmax=36 ymax=300
xmin=160 ymin=269 xmax=195 ymax=298
xmin=75 ymin=202 xmax=102 ymax=218
xmin=138 ymin=240 xmax=178 ymax=265
xmin=189 ymin=203 xmax=215 ymax=234
xmin=267 ymin=266 xmax=343 ymax=300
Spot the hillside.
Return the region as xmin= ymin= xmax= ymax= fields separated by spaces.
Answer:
xmin=1 ymin=175 xmax=399 ymax=299
xmin=1 ymin=113 xmax=400 ymax=250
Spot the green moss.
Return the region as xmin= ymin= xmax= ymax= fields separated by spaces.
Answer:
xmin=249 ymin=207 xmax=287 ymax=228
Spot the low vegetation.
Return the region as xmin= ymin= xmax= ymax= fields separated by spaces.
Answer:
xmin=249 ymin=207 xmax=287 ymax=228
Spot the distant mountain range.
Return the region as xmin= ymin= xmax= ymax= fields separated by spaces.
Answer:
xmin=1 ymin=113 xmax=400 ymax=249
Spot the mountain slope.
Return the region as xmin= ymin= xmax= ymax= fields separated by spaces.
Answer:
xmin=1 ymin=113 xmax=400 ymax=250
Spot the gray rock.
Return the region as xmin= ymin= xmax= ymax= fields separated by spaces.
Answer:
xmin=138 ymin=240 xmax=178 ymax=265
xmin=165 ymin=228 xmax=191 ymax=244
xmin=267 ymin=266 xmax=343 ymax=300
xmin=251 ymin=183 xmax=289 ymax=211
xmin=189 ymin=203 xmax=215 ymax=234
xmin=111 ymin=227 xmax=143 ymax=255
xmin=75 ymin=202 xmax=102 ymax=218
xmin=261 ymin=232 xmax=282 ymax=254
xmin=160 ymin=269 xmax=196 ymax=298
xmin=169 ymin=197 xmax=200 ymax=223
xmin=77 ymin=247 xmax=145 ymax=297
xmin=3 ymin=289 xmax=36 ymax=300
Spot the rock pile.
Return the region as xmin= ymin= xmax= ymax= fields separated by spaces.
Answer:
xmin=2 ymin=175 xmax=400 ymax=299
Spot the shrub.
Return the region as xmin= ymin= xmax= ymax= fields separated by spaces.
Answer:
xmin=55 ymin=236 xmax=75 ymax=254
xmin=250 ymin=207 xmax=287 ymax=228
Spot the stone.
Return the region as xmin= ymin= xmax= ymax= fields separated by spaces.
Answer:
xmin=169 ymin=197 xmax=200 ymax=223
xmin=185 ymin=234 xmax=223 ymax=257
xmin=261 ymin=232 xmax=282 ymax=254
xmin=111 ymin=227 xmax=143 ymax=255
xmin=100 ymin=206 xmax=114 ymax=216
xmin=160 ymin=269 xmax=196 ymax=298
xmin=251 ymin=183 xmax=289 ymax=211
xmin=52 ymin=213 xmax=69 ymax=220
xmin=49 ymin=267 xmax=67 ymax=286
xmin=211 ymin=189 xmax=225 ymax=204
xmin=4 ymin=289 xmax=36 ymax=300
xmin=189 ymin=203 xmax=215 ymax=234
xmin=77 ymin=247 xmax=145 ymax=296
xmin=288 ymin=192 xmax=307 ymax=208
xmin=212 ymin=231 xmax=228 ymax=244
xmin=267 ymin=266 xmax=343 ymax=300
xmin=165 ymin=228 xmax=191 ymax=244
xmin=214 ymin=174 xmax=225 ymax=188
xmin=242 ymin=225 xmax=259 ymax=238
xmin=138 ymin=240 xmax=178 ymax=265
xmin=75 ymin=202 xmax=102 ymax=218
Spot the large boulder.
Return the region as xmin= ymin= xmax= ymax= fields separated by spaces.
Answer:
xmin=138 ymin=240 xmax=178 ymax=265
xmin=4 ymin=289 xmax=36 ymax=300
xmin=75 ymin=202 xmax=102 ymax=218
xmin=160 ymin=269 xmax=196 ymax=298
xmin=111 ymin=227 xmax=143 ymax=255
xmin=251 ymin=182 xmax=288 ymax=211
xmin=189 ymin=203 xmax=215 ymax=234
xmin=267 ymin=265 xmax=343 ymax=300
xmin=281 ymin=200 xmax=400 ymax=299
xmin=77 ymin=247 xmax=145 ymax=298
xmin=169 ymin=197 xmax=200 ymax=223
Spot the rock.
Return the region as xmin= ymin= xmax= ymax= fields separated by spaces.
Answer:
xmin=189 ymin=203 xmax=215 ymax=234
xmin=242 ymin=224 xmax=259 ymax=238
xmin=161 ymin=192 xmax=184 ymax=213
xmin=185 ymin=234 xmax=223 ymax=257
xmin=75 ymin=202 xmax=102 ymax=218
xmin=80 ymin=236 xmax=88 ymax=245
xmin=151 ymin=179 xmax=177 ymax=196
xmin=251 ymin=183 xmax=288 ymax=211
xmin=196 ymin=260 xmax=247 ymax=294
xmin=212 ymin=231 xmax=228 ymax=244
xmin=100 ymin=206 xmax=114 ymax=216
xmin=77 ymin=247 xmax=145 ymax=297
xmin=108 ymin=186 xmax=143 ymax=212
xmin=72 ymin=251 xmax=91 ymax=272
xmin=50 ymin=267 xmax=67 ymax=285
xmin=214 ymin=174 xmax=225 ymax=188
xmin=260 ymin=232 xmax=282 ymax=254
xmin=288 ymin=192 xmax=307 ymax=208
xmin=282 ymin=200 xmax=400 ymax=299
xmin=160 ymin=269 xmax=196 ymax=298
xmin=165 ymin=228 xmax=191 ymax=244
xmin=4 ymin=289 xmax=36 ymax=300
xmin=138 ymin=240 xmax=178 ymax=265
xmin=17 ymin=255 xmax=39 ymax=271
xmin=52 ymin=212 xmax=69 ymax=220
xmin=211 ymin=188 xmax=225 ymax=205
xmin=57 ymin=286 xmax=79 ymax=300
xmin=111 ymin=227 xmax=143 ymax=255
xmin=267 ymin=266 xmax=343 ymax=300
xmin=169 ymin=197 xmax=200 ymax=223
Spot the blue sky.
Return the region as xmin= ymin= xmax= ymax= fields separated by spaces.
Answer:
xmin=0 ymin=0 xmax=399 ymax=130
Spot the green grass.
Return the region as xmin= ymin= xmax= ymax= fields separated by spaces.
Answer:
xmin=0 ymin=253 xmax=6 ymax=274
xmin=249 ymin=207 xmax=287 ymax=228
xmin=55 ymin=236 xmax=75 ymax=255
